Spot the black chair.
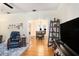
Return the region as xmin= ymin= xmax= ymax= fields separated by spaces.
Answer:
xmin=7 ymin=31 xmax=22 ymax=50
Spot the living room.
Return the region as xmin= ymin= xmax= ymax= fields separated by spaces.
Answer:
xmin=0 ymin=3 xmax=79 ymax=56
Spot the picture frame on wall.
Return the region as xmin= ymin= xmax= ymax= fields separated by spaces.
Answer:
xmin=8 ymin=23 xmax=23 ymax=29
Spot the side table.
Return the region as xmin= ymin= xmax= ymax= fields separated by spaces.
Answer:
xmin=21 ymin=37 xmax=26 ymax=47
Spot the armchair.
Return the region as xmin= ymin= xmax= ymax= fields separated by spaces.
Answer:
xmin=7 ymin=31 xmax=22 ymax=50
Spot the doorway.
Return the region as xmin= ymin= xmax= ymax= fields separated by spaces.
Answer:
xmin=29 ymin=19 xmax=48 ymax=37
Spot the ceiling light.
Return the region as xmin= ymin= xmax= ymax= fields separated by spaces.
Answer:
xmin=32 ymin=9 xmax=36 ymax=12
xmin=3 ymin=3 xmax=13 ymax=9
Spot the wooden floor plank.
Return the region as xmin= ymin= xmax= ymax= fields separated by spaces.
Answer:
xmin=21 ymin=37 xmax=54 ymax=56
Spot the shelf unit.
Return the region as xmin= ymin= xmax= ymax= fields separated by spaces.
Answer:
xmin=48 ymin=18 xmax=60 ymax=47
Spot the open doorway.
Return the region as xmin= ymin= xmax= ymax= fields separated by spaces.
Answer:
xmin=29 ymin=19 xmax=48 ymax=38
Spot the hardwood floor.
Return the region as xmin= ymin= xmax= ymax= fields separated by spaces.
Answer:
xmin=21 ymin=37 xmax=54 ymax=56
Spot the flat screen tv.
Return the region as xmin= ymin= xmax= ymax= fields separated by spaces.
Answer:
xmin=60 ymin=17 xmax=79 ymax=54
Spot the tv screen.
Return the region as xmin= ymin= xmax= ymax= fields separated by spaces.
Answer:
xmin=60 ymin=17 xmax=79 ymax=54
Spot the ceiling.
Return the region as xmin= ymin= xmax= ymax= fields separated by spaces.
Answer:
xmin=0 ymin=3 xmax=61 ymax=14
xmin=0 ymin=3 xmax=79 ymax=14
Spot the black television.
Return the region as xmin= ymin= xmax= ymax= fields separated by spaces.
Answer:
xmin=60 ymin=17 xmax=79 ymax=54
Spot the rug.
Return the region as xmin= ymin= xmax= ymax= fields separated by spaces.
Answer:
xmin=0 ymin=42 xmax=29 ymax=56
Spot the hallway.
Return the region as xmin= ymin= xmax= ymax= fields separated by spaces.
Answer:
xmin=21 ymin=37 xmax=54 ymax=56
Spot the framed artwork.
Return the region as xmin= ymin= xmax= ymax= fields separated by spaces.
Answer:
xmin=8 ymin=23 xmax=23 ymax=29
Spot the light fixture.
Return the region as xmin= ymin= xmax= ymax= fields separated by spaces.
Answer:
xmin=32 ymin=9 xmax=36 ymax=12
xmin=3 ymin=3 xmax=13 ymax=9
xmin=38 ymin=11 xmax=42 ymax=30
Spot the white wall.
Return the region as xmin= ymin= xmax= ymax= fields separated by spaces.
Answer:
xmin=0 ymin=11 xmax=57 ymax=41
xmin=0 ymin=14 xmax=29 ymax=42
xmin=56 ymin=3 xmax=79 ymax=23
